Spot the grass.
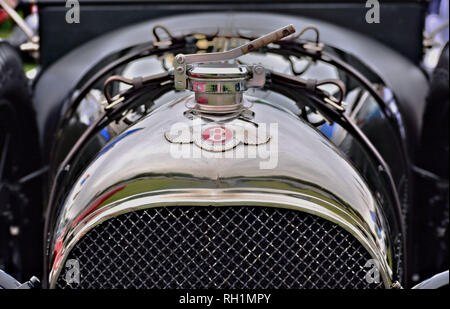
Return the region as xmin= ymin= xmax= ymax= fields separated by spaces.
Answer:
xmin=0 ymin=18 xmax=14 ymax=38
xmin=0 ymin=28 xmax=12 ymax=39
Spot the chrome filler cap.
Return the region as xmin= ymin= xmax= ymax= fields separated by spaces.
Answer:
xmin=173 ymin=24 xmax=296 ymax=112
xmin=188 ymin=64 xmax=248 ymax=107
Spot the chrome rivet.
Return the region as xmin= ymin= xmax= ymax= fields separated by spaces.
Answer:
xmin=176 ymin=55 xmax=185 ymax=64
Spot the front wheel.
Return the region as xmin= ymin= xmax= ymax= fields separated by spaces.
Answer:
xmin=0 ymin=41 xmax=42 ymax=281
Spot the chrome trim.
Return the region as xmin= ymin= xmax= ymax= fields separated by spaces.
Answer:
xmin=413 ymin=271 xmax=449 ymax=289
xmin=49 ymin=189 xmax=392 ymax=288
xmin=48 ymin=94 xmax=395 ymax=288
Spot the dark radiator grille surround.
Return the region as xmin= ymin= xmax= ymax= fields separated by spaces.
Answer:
xmin=56 ymin=206 xmax=383 ymax=289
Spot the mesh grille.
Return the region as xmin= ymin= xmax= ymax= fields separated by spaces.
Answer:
xmin=56 ymin=206 xmax=383 ymax=289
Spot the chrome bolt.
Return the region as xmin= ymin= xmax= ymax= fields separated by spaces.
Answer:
xmin=176 ymin=55 xmax=185 ymax=64
xmin=391 ymin=281 xmax=403 ymax=289
xmin=176 ymin=66 xmax=184 ymax=74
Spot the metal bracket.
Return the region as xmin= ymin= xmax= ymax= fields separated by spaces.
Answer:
xmin=247 ymin=65 xmax=266 ymax=88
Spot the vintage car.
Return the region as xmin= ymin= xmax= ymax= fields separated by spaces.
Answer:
xmin=0 ymin=0 xmax=448 ymax=289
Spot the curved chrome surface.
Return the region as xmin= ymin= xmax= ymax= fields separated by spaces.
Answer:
xmin=412 ymin=271 xmax=449 ymax=289
xmin=49 ymin=94 xmax=395 ymax=288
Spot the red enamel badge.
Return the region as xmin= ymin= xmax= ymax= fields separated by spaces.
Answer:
xmin=201 ymin=126 xmax=233 ymax=143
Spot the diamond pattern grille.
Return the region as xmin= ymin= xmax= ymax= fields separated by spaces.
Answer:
xmin=56 ymin=206 xmax=383 ymax=289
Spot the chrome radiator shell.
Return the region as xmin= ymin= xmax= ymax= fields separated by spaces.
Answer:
xmin=49 ymin=95 xmax=396 ymax=288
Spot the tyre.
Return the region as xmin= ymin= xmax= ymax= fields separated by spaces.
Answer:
xmin=0 ymin=41 xmax=42 ymax=280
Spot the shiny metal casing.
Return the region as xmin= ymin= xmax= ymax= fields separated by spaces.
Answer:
xmin=48 ymin=94 xmax=395 ymax=288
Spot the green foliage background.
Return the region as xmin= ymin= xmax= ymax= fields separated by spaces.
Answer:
xmin=0 ymin=18 xmax=14 ymax=38
xmin=1 ymin=11 xmax=37 ymax=72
